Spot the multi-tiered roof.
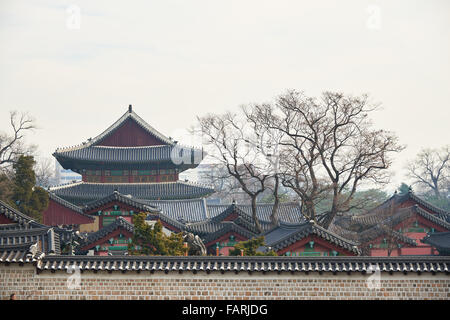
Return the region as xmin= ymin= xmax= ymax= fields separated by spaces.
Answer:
xmin=50 ymin=106 xmax=214 ymax=204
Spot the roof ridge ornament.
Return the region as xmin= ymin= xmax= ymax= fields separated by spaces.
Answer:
xmin=128 ymin=104 xmax=132 ymax=113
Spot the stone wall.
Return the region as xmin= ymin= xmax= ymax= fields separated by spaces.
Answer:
xmin=1 ymin=264 xmax=448 ymax=300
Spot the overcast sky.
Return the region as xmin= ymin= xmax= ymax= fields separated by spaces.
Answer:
xmin=0 ymin=0 xmax=449 ymax=191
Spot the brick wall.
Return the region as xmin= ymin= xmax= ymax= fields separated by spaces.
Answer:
xmin=1 ymin=264 xmax=449 ymax=300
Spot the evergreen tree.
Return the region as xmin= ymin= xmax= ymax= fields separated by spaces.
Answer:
xmin=229 ymin=236 xmax=277 ymax=256
xmin=398 ymin=183 xmax=411 ymax=195
xmin=10 ymin=155 xmax=48 ymax=222
xmin=128 ymin=213 xmax=185 ymax=256
xmin=423 ymin=194 xmax=450 ymax=212
xmin=0 ymin=173 xmax=13 ymax=202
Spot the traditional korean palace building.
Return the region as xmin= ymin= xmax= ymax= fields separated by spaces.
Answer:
xmin=330 ymin=190 xmax=450 ymax=256
xmin=2 ymin=106 xmax=447 ymax=258
xmin=30 ymin=106 xmax=365 ymax=257
xmin=0 ymin=200 xmax=79 ymax=259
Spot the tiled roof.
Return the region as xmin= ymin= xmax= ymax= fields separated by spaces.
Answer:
xmin=83 ymin=191 xmax=160 ymax=213
xmin=421 ymin=232 xmax=450 ymax=255
xmin=404 ymin=191 xmax=450 ymax=216
xmin=146 ymin=198 xmax=208 ymax=223
xmin=0 ymin=227 xmax=61 ymax=255
xmin=54 ymin=108 xmax=175 ymax=152
xmin=146 ymin=212 xmax=186 ymax=231
xmin=328 ymin=221 xmax=360 ymax=242
xmin=54 ymin=145 xmax=203 ymax=168
xmin=186 ymin=220 xmax=259 ymax=244
xmin=49 ymin=181 xmax=215 ymax=205
xmin=0 ymin=200 xmax=74 ymax=253
xmin=0 ymin=223 xmax=22 ymax=231
xmin=143 ymin=201 xmax=304 ymax=227
xmin=358 ymin=224 xmax=418 ymax=247
xmin=261 ymin=221 xmax=361 ymax=255
xmin=80 ymin=217 xmax=134 ymax=250
xmin=53 ymin=108 xmax=205 ymax=170
xmin=351 ymin=192 xmax=450 ymax=227
xmin=344 ymin=205 xmax=450 ymax=251
xmin=145 ymin=209 xmax=259 ymax=244
xmin=414 ymin=205 xmax=450 ymax=230
xmin=143 ymin=202 xmax=306 ymax=245
xmin=355 ymin=205 xmax=450 ymax=246
xmin=35 ymin=255 xmax=450 ymax=274
xmin=209 ymin=202 xmax=305 ymax=225
xmin=0 ymin=242 xmax=45 ymax=263
xmin=0 ymin=200 xmax=46 ymax=228
xmin=48 ymin=192 xmax=84 ymax=214
xmin=48 ymin=192 xmax=95 ymax=221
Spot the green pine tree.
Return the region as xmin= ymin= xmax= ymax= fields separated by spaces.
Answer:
xmin=128 ymin=212 xmax=185 ymax=256
xmin=229 ymin=236 xmax=277 ymax=256
xmin=398 ymin=183 xmax=411 ymax=195
xmin=10 ymin=155 xmax=48 ymax=222
xmin=0 ymin=173 xmax=14 ymax=202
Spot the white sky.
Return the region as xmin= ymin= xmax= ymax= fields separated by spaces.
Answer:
xmin=0 ymin=0 xmax=449 ymax=192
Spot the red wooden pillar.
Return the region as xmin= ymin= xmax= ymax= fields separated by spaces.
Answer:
xmin=184 ymin=242 xmax=188 ymax=256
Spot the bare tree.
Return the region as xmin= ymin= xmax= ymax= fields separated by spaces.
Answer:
xmin=243 ymin=105 xmax=285 ymax=226
xmin=251 ymin=90 xmax=404 ymax=228
xmin=35 ymin=157 xmax=56 ymax=188
xmin=197 ymin=112 xmax=277 ymax=233
xmin=0 ymin=111 xmax=37 ymax=173
xmin=0 ymin=173 xmax=14 ymax=202
xmin=406 ymin=146 xmax=450 ymax=198
xmin=196 ymin=163 xmax=252 ymax=203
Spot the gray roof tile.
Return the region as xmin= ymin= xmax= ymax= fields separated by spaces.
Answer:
xmin=49 ymin=181 xmax=215 ymax=205
xmin=35 ymin=255 xmax=450 ymax=274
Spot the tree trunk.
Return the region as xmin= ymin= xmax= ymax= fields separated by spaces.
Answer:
xmin=270 ymin=175 xmax=280 ymax=227
xmin=251 ymin=196 xmax=263 ymax=234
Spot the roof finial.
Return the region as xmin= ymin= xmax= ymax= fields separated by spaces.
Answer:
xmin=128 ymin=104 xmax=132 ymax=113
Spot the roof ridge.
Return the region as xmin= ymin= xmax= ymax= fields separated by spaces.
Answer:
xmin=406 ymin=192 xmax=450 ymax=215
xmin=49 ymin=181 xmax=84 ymax=190
xmin=90 ymin=144 xmax=173 ymax=150
xmin=54 ymin=108 xmax=176 ymax=153
xmin=0 ymin=200 xmax=45 ymax=227
xmin=82 ymin=191 xmax=160 ymax=213
xmin=311 ymin=222 xmax=360 ymax=246
xmin=48 ymin=192 xmax=86 ymax=214
xmin=413 ymin=205 xmax=450 ymax=229
xmin=83 ymin=216 xmax=134 ymax=247
xmin=146 ymin=198 xmax=206 ymax=204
